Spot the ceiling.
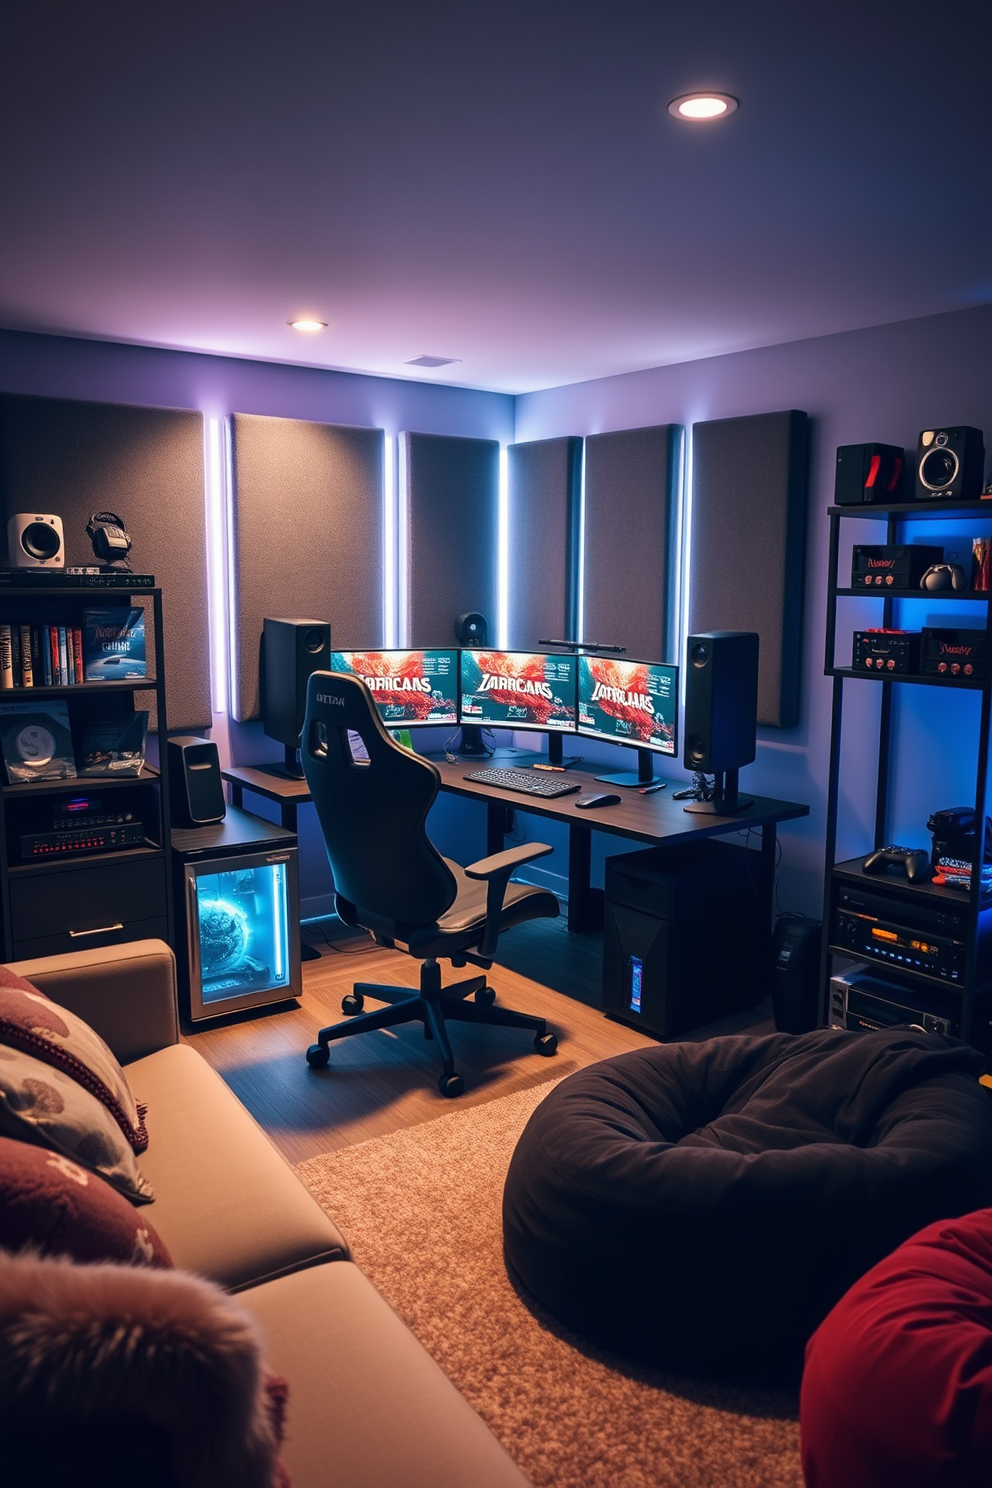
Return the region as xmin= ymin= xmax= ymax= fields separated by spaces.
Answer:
xmin=1 ymin=1 xmax=989 ymax=394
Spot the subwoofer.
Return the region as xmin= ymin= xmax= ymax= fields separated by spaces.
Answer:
xmin=261 ymin=617 xmax=331 ymax=777
xmin=682 ymin=631 xmax=759 ymax=815
xmin=167 ymin=736 xmax=226 ymax=828
xmin=915 ymin=426 xmax=985 ymax=501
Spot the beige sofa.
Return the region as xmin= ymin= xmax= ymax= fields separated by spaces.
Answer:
xmin=8 ymin=938 xmax=529 ymax=1488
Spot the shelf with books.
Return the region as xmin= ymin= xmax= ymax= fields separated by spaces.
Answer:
xmin=0 ymin=582 xmax=173 ymax=960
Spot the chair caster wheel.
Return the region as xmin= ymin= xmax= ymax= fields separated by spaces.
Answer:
xmin=342 ymin=993 xmax=364 ymax=1016
xmin=306 ymin=1044 xmax=330 ymax=1069
xmin=535 ymin=1032 xmax=558 ymax=1057
xmin=439 ymin=1072 xmax=464 ymax=1098
xmin=474 ymin=986 xmax=496 ymax=1006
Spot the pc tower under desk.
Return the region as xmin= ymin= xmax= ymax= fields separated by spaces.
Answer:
xmin=171 ymin=806 xmax=302 ymax=1022
xmin=602 ymin=840 xmax=768 ymax=1038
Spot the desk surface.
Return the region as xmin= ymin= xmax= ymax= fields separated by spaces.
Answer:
xmin=430 ymin=756 xmax=809 ymax=846
xmin=222 ymin=757 xmax=809 ymax=844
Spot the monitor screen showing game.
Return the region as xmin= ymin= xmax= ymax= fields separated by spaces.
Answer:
xmin=576 ymin=655 xmax=678 ymax=755
xmin=331 ymin=649 xmax=459 ymax=726
xmin=458 ymin=650 xmax=577 ymax=732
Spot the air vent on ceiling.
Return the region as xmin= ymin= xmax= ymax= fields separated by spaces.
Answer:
xmin=405 ymin=355 xmax=461 ymax=368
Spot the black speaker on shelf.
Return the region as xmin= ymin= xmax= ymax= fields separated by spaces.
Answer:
xmin=167 ymin=736 xmax=226 ymax=829
xmin=834 ymin=443 xmax=906 ymax=506
xmin=683 ymin=631 xmax=759 ymax=815
xmin=915 ymin=426 xmax=985 ymax=501
xmin=261 ymin=617 xmax=331 ymax=777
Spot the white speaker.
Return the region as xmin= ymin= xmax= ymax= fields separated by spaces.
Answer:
xmin=7 ymin=514 xmax=64 ymax=569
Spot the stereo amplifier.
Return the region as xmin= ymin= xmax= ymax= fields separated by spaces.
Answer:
xmin=830 ymin=879 xmax=968 ymax=983
xmin=829 ymin=966 xmax=958 ymax=1037
xmin=21 ymin=822 xmax=146 ymax=858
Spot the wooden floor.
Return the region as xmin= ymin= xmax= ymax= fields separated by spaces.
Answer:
xmin=186 ymin=913 xmax=774 ymax=1165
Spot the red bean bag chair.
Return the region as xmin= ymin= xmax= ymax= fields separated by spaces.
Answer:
xmin=801 ymin=1207 xmax=992 ymax=1487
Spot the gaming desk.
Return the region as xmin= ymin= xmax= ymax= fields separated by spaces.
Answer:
xmin=222 ymin=758 xmax=809 ymax=936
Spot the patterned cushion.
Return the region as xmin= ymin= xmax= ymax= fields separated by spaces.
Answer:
xmin=0 ymin=1044 xmax=153 ymax=1203
xmin=0 ymin=1134 xmax=170 ymax=1266
xmin=0 ymin=964 xmax=147 ymax=1151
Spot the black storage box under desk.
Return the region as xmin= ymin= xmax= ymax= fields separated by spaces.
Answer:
xmin=603 ymin=839 xmax=769 ymax=1038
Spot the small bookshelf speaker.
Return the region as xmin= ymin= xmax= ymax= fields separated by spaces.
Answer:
xmin=167 ymin=736 xmax=226 ymax=828
xmin=7 ymin=514 xmax=64 ymax=569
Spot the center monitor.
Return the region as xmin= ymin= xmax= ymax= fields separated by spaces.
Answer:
xmin=577 ymin=654 xmax=678 ymax=786
xmin=459 ymin=650 xmax=577 ymax=739
xmin=331 ymin=649 xmax=458 ymax=727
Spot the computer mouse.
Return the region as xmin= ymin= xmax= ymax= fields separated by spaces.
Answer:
xmin=575 ymin=792 xmax=622 ymax=809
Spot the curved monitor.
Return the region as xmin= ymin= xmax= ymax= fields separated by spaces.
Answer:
xmin=459 ymin=650 xmax=577 ymax=732
xmin=331 ymin=649 xmax=458 ymax=727
xmin=577 ymin=655 xmax=678 ymax=756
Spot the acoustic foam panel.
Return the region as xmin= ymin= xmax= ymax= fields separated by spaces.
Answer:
xmin=230 ymin=413 xmax=383 ymax=722
xmin=689 ymin=410 xmax=809 ymax=729
xmin=507 ymin=436 xmax=582 ymax=650
xmin=0 ymin=393 xmax=208 ymax=733
xmin=402 ymin=431 xmax=499 ymax=645
xmin=582 ymin=424 xmax=683 ymax=662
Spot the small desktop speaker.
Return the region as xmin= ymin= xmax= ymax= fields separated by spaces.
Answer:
xmin=167 ymin=736 xmax=226 ymax=828
xmin=7 ymin=513 xmax=64 ymax=568
xmin=683 ymin=631 xmax=759 ymax=774
xmin=834 ymin=444 xmax=906 ymax=505
xmin=915 ymin=426 xmax=985 ymax=501
xmin=261 ymin=617 xmax=332 ymax=750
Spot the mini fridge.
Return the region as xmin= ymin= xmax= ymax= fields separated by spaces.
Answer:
xmin=172 ymin=807 xmax=302 ymax=1021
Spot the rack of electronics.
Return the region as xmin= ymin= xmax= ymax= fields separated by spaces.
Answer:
xmin=328 ymin=645 xmax=679 ymax=785
xmin=820 ymin=426 xmax=992 ymax=1055
xmin=0 ymin=573 xmax=172 ymax=960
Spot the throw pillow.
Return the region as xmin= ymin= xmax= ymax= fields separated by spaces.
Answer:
xmin=0 ymin=1135 xmax=170 ymax=1266
xmin=0 ymin=1045 xmax=153 ymax=1203
xmin=0 ymin=1250 xmax=291 ymax=1488
xmin=0 ymin=965 xmax=147 ymax=1151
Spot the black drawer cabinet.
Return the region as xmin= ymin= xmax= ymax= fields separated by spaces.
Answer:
xmin=9 ymin=855 xmax=167 ymax=951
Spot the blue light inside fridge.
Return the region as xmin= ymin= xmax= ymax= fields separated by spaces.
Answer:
xmin=195 ymin=861 xmax=291 ymax=1005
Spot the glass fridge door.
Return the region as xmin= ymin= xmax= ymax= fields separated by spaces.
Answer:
xmin=185 ymin=849 xmax=300 ymax=1018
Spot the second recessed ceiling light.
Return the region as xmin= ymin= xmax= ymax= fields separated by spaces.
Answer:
xmin=668 ymin=93 xmax=738 ymax=121
xmin=288 ymin=319 xmax=327 ymax=332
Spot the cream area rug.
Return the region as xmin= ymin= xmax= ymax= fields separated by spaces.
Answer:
xmin=296 ymin=1083 xmax=802 ymax=1488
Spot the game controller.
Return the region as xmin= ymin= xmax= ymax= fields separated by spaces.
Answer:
xmin=862 ymin=845 xmax=932 ymax=882
xmin=920 ymin=562 xmax=968 ymax=592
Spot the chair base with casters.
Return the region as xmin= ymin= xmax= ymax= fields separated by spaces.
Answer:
xmin=300 ymin=669 xmax=563 ymax=1097
xmin=306 ymin=951 xmax=558 ymax=1098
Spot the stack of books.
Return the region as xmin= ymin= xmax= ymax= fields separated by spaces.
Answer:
xmin=0 ymin=608 xmax=145 ymax=688
xmin=931 ymin=855 xmax=992 ymax=897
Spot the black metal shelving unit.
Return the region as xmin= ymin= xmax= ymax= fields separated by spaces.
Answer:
xmin=0 ymin=583 xmax=173 ymax=960
xmin=819 ymin=499 xmax=992 ymax=1052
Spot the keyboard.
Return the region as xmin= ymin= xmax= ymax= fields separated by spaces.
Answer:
xmin=463 ymin=766 xmax=582 ymax=799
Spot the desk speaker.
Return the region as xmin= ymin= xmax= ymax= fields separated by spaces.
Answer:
xmin=683 ymin=631 xmax=758 ymax=774
xmin=262 ymin=617 xmax=331 ymax=750
xmin=915 ymin=426 xmax=985 ymax=501
xmin=167 ymin=736 xmax=225 ymax=828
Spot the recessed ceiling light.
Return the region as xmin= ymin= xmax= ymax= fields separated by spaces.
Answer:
xmin=668 ymin=93 xmax=738 ymax=121
xmin=288 ymin=318 xmax=327 ymax=332
xmin=405 ymin=354 xmax=461 ymax=368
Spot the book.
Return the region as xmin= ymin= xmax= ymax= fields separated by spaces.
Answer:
xmin=65 ymin=626 xmax=75 ymax=684
xmin=58 ymin=627 xmax=68 ymax=686
xmin=82 ymin=606 xmax=146 ymax=681
xmin=19 ymin=624 xmax=33 ymax=687
xmin=0 ymin=701 xmax=76 ymax=783
xmin=0 ymin=626 xmax=12 ymax=689
xmin=11 ymin=627 xmax=21 ymax=687
xmin=73 ymin=626 xmax=84 ymax=683
xmin=79 ymin=711 xmax=148 ymax=777
xmin=48 ymin=627 xmax=59 ymax=687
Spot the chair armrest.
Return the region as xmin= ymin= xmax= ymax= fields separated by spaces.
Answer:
xmin=5 ymin=939 xmax=180 ymax=1065
xmin=463 ymin=843 xmax=553 ymax=880
xmin=464 ymin=843 xmax=554 ymax=957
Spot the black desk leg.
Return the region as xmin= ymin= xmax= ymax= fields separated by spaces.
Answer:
xmin=567 ymin=823 xmax=604 ymax=934
xmin=760 ymin=823 xmax=777 ymax=931
xmin=487 ymin=801 xmax=510 ymax=857
xmin=281 ymin=802 xmax=299 ymax=834
xmin=229 ymin=782 xmax=244 ymax=809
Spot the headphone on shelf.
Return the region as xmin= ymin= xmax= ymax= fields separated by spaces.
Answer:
xmin=86 ymin=511 xmax=133 ymax=571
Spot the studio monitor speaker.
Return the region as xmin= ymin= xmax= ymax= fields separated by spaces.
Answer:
xmin=7 ymin=513 xmax=64 ymax=568
xmin=261 ymin=617 xmax=332 ymax=754
xmin=683 ymin=631 xmax=759 ymax=774
xmin=915 ymin=426 xmax=985 ymax=501
xmin=167 ymin=735 xmax=226 ymax=828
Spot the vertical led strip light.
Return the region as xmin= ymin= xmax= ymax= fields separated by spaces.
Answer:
xmin=678 ymin=421 xmax=697 ymax=705
xmin=203 ymin=416 xmax=232 ymax=714
xmin=576 ymin=439 xmax=587 ymax=642
xmin=382 ymin=433 xmax=397 ymax=647
xmin=497 ymin=444 xmax=509 ymax=649
xmin=396 ymin=434 xmax=409 ymax=647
